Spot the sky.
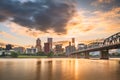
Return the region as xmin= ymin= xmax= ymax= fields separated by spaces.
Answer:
xmin=0 ymin=0 xmax=120 ymax=47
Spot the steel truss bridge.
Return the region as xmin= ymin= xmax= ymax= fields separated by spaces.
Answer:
xmin=70 ymin=32 xmax=120 ymax=59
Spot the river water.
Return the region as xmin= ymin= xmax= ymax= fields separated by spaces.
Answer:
xmin=0 ymin=58 xmax=120 ymax=80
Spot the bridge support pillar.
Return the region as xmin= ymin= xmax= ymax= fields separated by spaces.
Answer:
xmin=84 ymin=52 xmax=89 ymax=59
xmin=71 ymin=55 xmax=74 ymax=58
xmin=72 ymin=54 xmax=75 ymax=58
xmin=100 ymin=50 xmax=109 ymax=59
xmin=77 ymin=54 xmax=80 ymax=58
xmin=75 ymin=54 xmax=77 ymax=58
xmin=75 ymin=53 xmax=80 ymax=58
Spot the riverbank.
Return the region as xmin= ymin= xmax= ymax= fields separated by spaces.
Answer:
xmin=0 ymin=55 xmax=68 ymax=58
xmin=0 ymin=56 xmax=48 ymax=58
xmin=18 ymin=55 xmax=48 ymax=58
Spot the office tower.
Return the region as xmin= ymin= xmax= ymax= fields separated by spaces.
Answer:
xmin=55 ymin=44 xmax=64 ymax=54
xmin=44 ymin=43 xmax=50 ymax=54
xmin=65 ymin=42 xmax=76 ymax=56
xmin=36 ymin=38 xmax=42 ymax=52
xmin=47 ymin=38 xmax=53 ymax=51
xmin=69 ymin=42 xmax=71 ymax=46
xmin=72 ymin=38 xmax=75 ymax=46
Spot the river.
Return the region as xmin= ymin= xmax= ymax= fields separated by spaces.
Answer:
xmin=0 ymin=58 xmax=120 ymax=80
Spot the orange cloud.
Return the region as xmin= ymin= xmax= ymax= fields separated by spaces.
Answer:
xmin=6 ymin=22 xmax=68 ymax=39
xmin=63 ymin=7 xmax=120 ymax=41
xmin=6 ymin=22 xmax=41 ymax=38
xmin=91 ymin=7 xmax=120 ymax=33
xmin=0 ymin=31 xmax=16 ymax=39
xmin=98 ymin=0 xmax=113 ymax=3
xmin=53 ymin=40 xmax=70 ymax=47
xmin=78 ymin=38 xmax=104 ymax=45
xmin=91 ymin=0 xmax=113 ymax=6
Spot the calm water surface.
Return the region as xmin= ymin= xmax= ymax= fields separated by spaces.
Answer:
xmin=0 ymin=58 xmax=120 ymax=80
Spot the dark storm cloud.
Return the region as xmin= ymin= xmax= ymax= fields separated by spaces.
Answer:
xmin=0 ymin=0 xmax=77 ymax=34
xmin=0 ymin=15 xmax=8 ymax=21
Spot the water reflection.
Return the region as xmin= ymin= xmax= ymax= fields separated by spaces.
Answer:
xmin=0 ymin=58 xmax=120 ymax=80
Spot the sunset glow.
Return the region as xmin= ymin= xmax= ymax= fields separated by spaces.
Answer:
xmin=0 ymin=0 xmax=120 ymax=47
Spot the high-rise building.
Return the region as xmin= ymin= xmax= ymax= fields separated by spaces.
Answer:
xmin=65 ymin=42 xmax=76 ymax=56
xmin=69 ymin=42 xmax=71 ymax=46
xmin=72 ymin=38 xmax=75 ymax=46
xmin=44 ymin=43 xmax=50 ymax=54
xmin=55 ymin=44 xmax=64 ymax=54
xmin=36 ymin=38 xmax=42 ymax=52
xmin=6 ymin=44 xmax=12 ymax=50
xmin=47 ymin=38 xmax=53 ymax=51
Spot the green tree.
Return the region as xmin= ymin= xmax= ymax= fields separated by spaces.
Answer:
xmin=37 ymin=51 xmax=47 ymax=56
xmin=47 ymin=52 xmax=54 ymax=57
xmin=11 ymin=52 xmax=18 ymax=58
xmin=1 ymin=52 xmax=6 ymax=57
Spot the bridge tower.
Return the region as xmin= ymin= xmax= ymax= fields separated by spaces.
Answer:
xmin=100 ymin=50 xmax=109 ymax=59
xmin=84 ymin=52 xmax=89 ymax=59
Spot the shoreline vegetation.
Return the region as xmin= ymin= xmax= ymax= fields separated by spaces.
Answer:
xmin=0 ymin=51 xmax=120 ymax=59
xmin=0 ymin=51 xmax=66 ymax=58
xmin=0 ymin=56 xmax=67 ymax=58
xmin=0 ymin=55 xmax=120 ymax=59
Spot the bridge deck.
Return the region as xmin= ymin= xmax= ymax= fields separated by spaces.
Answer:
xmin=71 ymin=43 xmax=120 ymax=54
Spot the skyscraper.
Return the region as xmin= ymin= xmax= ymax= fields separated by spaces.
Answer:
xmin=55 ymin=44 xmax=64 ymax=54
xmin=36 ymin=38 xmax=42 ymax=52
xmin=65 ymin=41 xmax=76 ymax=56
xmin=47 ymin=38 xmax=53 ymax=51
xmin=72 ymin=38 xmax=75 ymax=46
xmin=44 ymin=43 xmax=50 ymax=54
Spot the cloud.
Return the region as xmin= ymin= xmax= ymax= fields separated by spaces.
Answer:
xmin=0 ymin=0 xmax=77 ymax=34
xmin=0 ymin=0 xmax=119 ymax=46
xmin=85 ymin=7 xmax=120 ymax=34
xmin=7 ymin=22 xmax=69 ymax=38
xmin=91 ymin=0 xmax=114 ymax=6
xmin=91 ymin=0 xmax=120 ymax=12
xmin=64 ymin=7 xmax=120 ymax=41
xmin=7 ymin=22 xmax=41 ymax=38
xmin=98 ymin=0 xmax=113 ymax=3
xmin=53 ymin=40 xmax=70 ymax=47
xmin=0 ymin=31 xmax=16 ymax=39
xmin=93 ymin=7 xmax=120 ymax=19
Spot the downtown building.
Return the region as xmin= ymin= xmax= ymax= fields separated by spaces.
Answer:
xmin=36 ymin=38 xmax=42 ymax=52
xmin=65 ymin=42 xmax=76 ymax=56
xmin=6 ymin=44 xmax=12 ymax=50
xmin=13 ymin=47 xmax=25 ymax=53
xmin=44 ymin=43 xmax=50 ymax=54
xmin=65 ymin=38 xmax=76 ymax=56
xmin=54 ymin=44 xmax=64 ymax=55
xmin=43 ymin=38 xmax=53 ymax=54
xmin=47 ymin=38 xmax=53 ymax=51
xmin=26 ymin=46 xmax=37 ymax=54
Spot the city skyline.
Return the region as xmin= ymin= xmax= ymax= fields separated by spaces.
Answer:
xmin=0 ymin=1 xmax=120 ymax=80
xmin=0 ymin=0 xmax=120 ymax=47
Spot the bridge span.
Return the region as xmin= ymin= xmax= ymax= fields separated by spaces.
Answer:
xmin=70 ymin=32 xmax=120 ymax=59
